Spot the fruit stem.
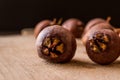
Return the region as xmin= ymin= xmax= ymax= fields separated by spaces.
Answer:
xmin=51 ymin=18 xmax=57 ymax=25
xmin=57 ymin=18 xmax=63 ymax=25
xmin=106 ymin=16 xmax=111 ymax=23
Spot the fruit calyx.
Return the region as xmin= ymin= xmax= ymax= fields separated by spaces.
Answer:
xmin=89 ymin=33 xmax=110 ymax=53
xmin=42 ymin=36 xmax=64 ymax=58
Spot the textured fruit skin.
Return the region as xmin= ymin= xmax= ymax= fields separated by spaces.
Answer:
xmin=86 ymin=29 xmax=120 ymax=65
xmin=82 ymin=18 xmax=106 ymax=36
xmin=114 ymin=28 xmax=120 ymax=37
xmin=62 ymin=18 xmax=84 ymax=38
xmin=82 ymin=23 xmax=114 ymax=45
xmin=36 ymin=25 xmax=76 ymax=63
xmin=34 ymin=20 xmax=52 ymax=38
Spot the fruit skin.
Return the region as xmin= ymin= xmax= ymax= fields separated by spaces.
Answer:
xmin=36 ymin=25 xmax=76 ymax=63
xmin=34 ymin=20 xmax=54 ymax=38
xmin=114 ymin=28 xmax=120 ymax=37
xmin=82 ymin=23 xmax=114 ymax=45
xmin=62 ymin=18 xmax=84 ymax=38
xmin=86 ymin=29 xmax=120 ymax=65
xmin=82 ymin=18 xmax=106 ymax=37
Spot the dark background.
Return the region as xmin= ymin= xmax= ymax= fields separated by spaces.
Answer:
xmin=0 ymin=0 xmax=120 ymax=32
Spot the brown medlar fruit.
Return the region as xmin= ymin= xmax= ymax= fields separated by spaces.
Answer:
xmin=34 ymin=20 xmax=54 ymax=38
xmin=82 ymin=23 xmax=114 ymax=45
xmin=82 ymin=18 xmax=106 ymax=36
xmin=114 ymin=28 xmax=120 ymax=37
xmin=86 ymin=29 xmax=120 ymax=65
xmin=34 ymin=18 xmax=63 ymax=38
xmin=82 ymin=17 xmax=112 ymax=37
xmin=62 ymin=18 xmax=84 ymax=38
xmin=36 ymin=25 xmax=76 ymax=63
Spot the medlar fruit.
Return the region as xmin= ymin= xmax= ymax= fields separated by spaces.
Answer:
xmin=34 ymin=20 xmax=54 ymax=38
xmin=34 ymin=18 xmax=63 ymax=38
xmin=62 ymin=18 xmax=84 ymax=38
xmin=82 ymin=18 xmax=106 ymax=36
xmin=82 ymin=17 xmax=112 ymax=37
xmin=114 ymin=28 xmax=120 ymax=37
xmin=86 ymin=29 xmax=120 ymax=65
xmin=36 ymin=25 xmax=76 ymax=63
xmin=82 ymin=23 xmax=114 ymax=45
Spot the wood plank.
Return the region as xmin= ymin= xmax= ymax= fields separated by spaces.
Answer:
xmin=0 ymin=35 xmax=120 ymax=80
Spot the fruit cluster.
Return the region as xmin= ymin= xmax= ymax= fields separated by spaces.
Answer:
xmin=34 ymin=18 xmax=120 ymax=65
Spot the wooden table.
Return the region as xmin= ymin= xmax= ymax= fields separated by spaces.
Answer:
xmin=0 ymin=34 xmax=120 ymax=80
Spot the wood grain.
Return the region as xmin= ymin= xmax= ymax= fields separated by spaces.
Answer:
xmin=0 ymin=34 xmax=120 ymax=80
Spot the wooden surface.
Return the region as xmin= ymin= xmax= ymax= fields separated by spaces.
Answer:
xmin=0 ymin=34 xmax=120 ymax=80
